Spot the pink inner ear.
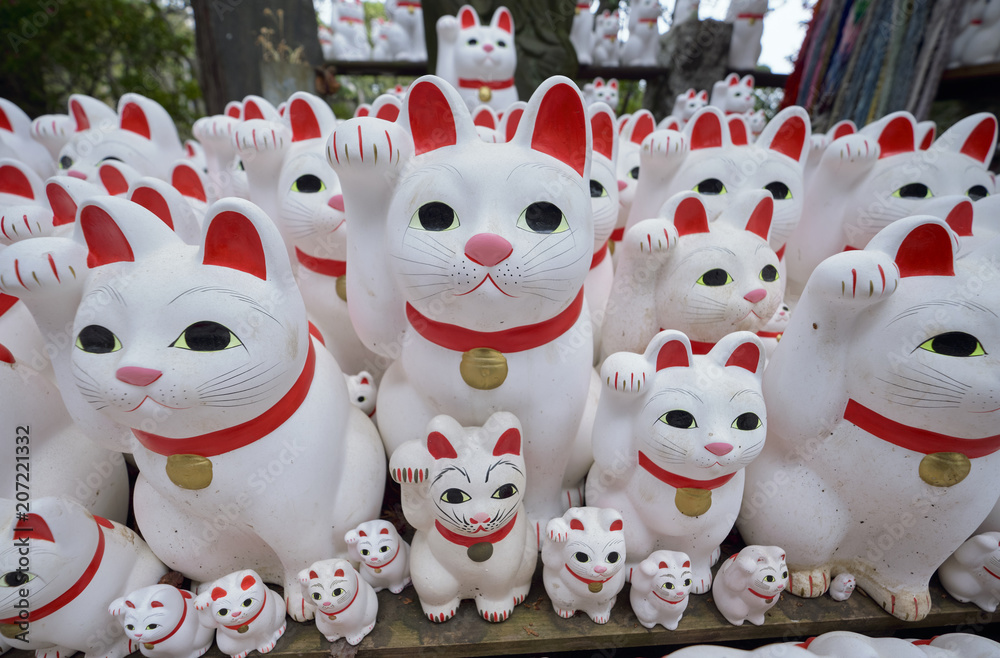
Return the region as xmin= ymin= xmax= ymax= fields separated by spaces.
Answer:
xmin=683 ymin=560 xmax=691 ymax=568
xmin=658 ymin=561 xmax=669 ymax=569
xmin=530 ymin=83 xmax=588 ymax=176
xmin=211 ymin=587 xmax=227 ymax=601
xmin=494 ymin=7 xmax=513 ymax=33
xmin=334 ymin=568 xmax=345 ymax=578
xmin=47 ymin=183 xmax=78 ymax=226
xmin=745 ymin=196 xmax=774 ymax=241
xmin=609 ymin=519 xmax=623 ymax=532
xmin=459 ymin=5 xmax=478 ymax=28
xmin=0 ymin=107 xmax=11 ymax=132
xmin=240 ymin=575 xmax=256 ymax=591
xmin=698 ymin=91 xmax=707 ymax=101
xmin=99 ymin=165 xmax=130 ymax=197
xmin=203 ymin=211 xmax=267 ymax=280
xmin=945 ymin=200 xmax=973 ymax=237
xmin=656 ymin=339 xmax=690 ymax=370
xmin=375 ymin=104 xmax=400 ymax=122
xmin=689 ymin=112 xmax=723 ymax=150
xmin=243 ymin=101 xmax=264 ymax=121
xmin=126 ymin=601 xmax=135 ymax=609
xmin=70 ymin=99 xmax=90 ymax=132
xmin=290 ymin=98 xmax=322 ymax=142
xmin=427 ymin=430 xmax=459 ymax=460
xmin=13 ymin=514 xmax=55 ymax=542
xmin=609 ymin=80 xmax=618 ymax=90
xmin=594 ymin=80 xmax=604 ymax=89
xmin=960 ymin=117 xmax=998 ymax=164
xmin=493 ymin=427 xmax=521 ymax=457
xmin=591 ymin=111 xmax=614 ymax=160
xmin=409 ymin=81 xmax=457 ymax=155
xmin=725 ymin=342 xmax=762 ymax=373
xmin=309 ymin=570 xmax=319 ymax=580
xmin=767 ymin=115 xmax=807 ymax=161
xmin=379 ymin=527 xmax=390 ymax=535
xmin=81 ymin=205 xmax=135 ymax=268
xmin=120 ymin=102 xmax=151 ymax=139
xmin=131 ymin=187 xmax=174 ymax=231
xmin=895 ymin=223 xmax=955 ymax=278
xmin=150 ymin=601 xmax=163 ymax=608
xmin=0 ymin=164 xmax=34 ymax=199
xmin=743 ymin=75 xmax=754 ymax=88
xmin=504 ymin=108 xmax=523 ymax=142
xmin=172 ymin=165 xmax=207 ymax=203
xmin=631 ymin=113 xmax=655 ymax=145
xmin=473 ymin=109 xmax=496 ymax=130
xmin=687 ymin=89 xmax=696 ymax=98
xmin=728 ymin=118 xmax=748 ymax=146
xmin=570 ymin=519 xmax=585 ymax=531
xmin=674 ymin=196 xmax=710 ymax=236
xmin=877 ymin=116 xmax=915 ymax=159
xmin=919 ymin=127 xmax=935 ymax=150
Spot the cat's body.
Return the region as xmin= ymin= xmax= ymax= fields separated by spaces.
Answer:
xmin=726 ymin=0 xmax=767 ymax=70
xmin=612 ymin=111 xmax=656 ymax=252
xmin=435 ymin=6 xmax=518 ymax=111
xmin=345 ymin=519 xmax=410 ymax=593
xmin=588 ymin=330 xmax=766 ymax=592
xmin=620 ymin=0 xmax=660 ymax=66
xmin=109 ymin=585 xmax=214 ymax=658
xmin=0 ymin=497 xmax=167 ymax=658
xmin=939 ymin=532 xmax=1000 ymax=612
xmin=738 ymin=217 xmax=1000 ymax=621
xmin=194 ymin=571 xmax=285 ymax=658
xmin=390 ymin=412 xmax=536 ymax=623
xmin=712 ymin=546 xmax=787 ymax=626
xmin=299 ymin=559 xmax=378 ymax=644
xmin=591 ymin=11 xmax=621 ymax=66
xmin=629 ymin=550 xmax=693 ymax=630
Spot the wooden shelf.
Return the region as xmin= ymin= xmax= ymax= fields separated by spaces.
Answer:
xmin=937 ymin=63 xmax=1000 ymax=100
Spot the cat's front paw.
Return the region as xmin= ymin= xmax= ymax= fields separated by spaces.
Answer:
xmin=788 ymin=567 xmax=831 ymax=598
xmin=600 ymin=350 xmax=652 ymax=394
xmin=194 ymin=115 xmax=240 ymax=150
xmin=232 ymin=120 xmax=290 ymax=169
xmin=0 ymin=237 xmax=88 ymax=299
xmin=0 ymin=206 xmax=56 ymax=244
xmin=285 ymin=589 xmax=314 ymax=622
xmin=641 ymin=129 xmax=686 ymax=169
xmin=327 ymin=118 xmax=410 ymax=182
xmin=391 ymin=465 xmax=429 ymax=484
xmin=36 ymin=646 xmax=77 ymax=658
xmin=808 ymin=249 xmax=899 ymax=305
xmin=436 ymin=14 xmax=459 ymax=42
xmin=822 ymin=133 xmax=878 ymax=173
xmin=546 ymin=518 xmax=571 ymax=543
xmin=623 ymin=219 xmax=677 ymax=262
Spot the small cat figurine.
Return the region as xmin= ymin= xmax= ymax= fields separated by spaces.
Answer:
xmin=939 ymin=532 xmax=1000 ymax=612
xmin=620 ymin=0 xmax=661 ymax=66
xmin=591 ymin=10 xmax=621 ymax=66
xmin=570 ymin=0 xmax=594 ymax=65
xmin=587 ymin=329 xmax=766 ymax=592
xmin=194 ymin=570 xmax=285 ymax=658
xmin=344 ymin=371 xmax=378 ymax=419
xmin=109 ymin=585 xmax=214 ymax=658
xmin=345 ymin=519 xmax=411 ymax=593
xmin=385 ymin=0 xmax=427 ymax=62
xmin=329 ymin=0 xmax=373 ymax=60
xmin=0 ymin=497 xmax=168 ymax=658
xmin=542 ymin=507 xmax=627 ymax=624
xmin=390 ymin=412 xmax=536 ymax=622
xmin=435 ymin=6 xmax=518 ymax=110
xmin=32 ymin=95 xmax=117 ymax=176
xmin=712 ymin=546 xmax=787 ymax=626
xmin=592 ymin=78 xmax=619 ymax=110
xmin=671 ymin=89 xmax=708 ymax=126
xmin=298 ymin=559 xmax=378 ymax=645
xmin=709 ymin=73 xmax=755 ymax=115
xmin=828 ymin=572 xmax=856 ymax=602
xmin=629 ymin=550 xmax=693 ymax=630
xmin=725 ymin=0 xmax=768 ymax=69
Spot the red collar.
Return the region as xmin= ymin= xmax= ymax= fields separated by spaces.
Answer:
xmin=576 ymin=2 xmax=591 ymax=8
xmin=132 ymin=341 xmax=316 ymax=457
xmin=603 ymin=34 xmax=617 ymax=39
xmin=590 ymin=242 xmax=609 ymax=270
xmin=564 ymin=564 xmax=612 ymax=586
xmin=434 ymin=514 xmax=517 ymax=548
xmin=756 ymin=330 xmax=782 ymax=339
xmin=638 ymin=451 xmax=737 ymax=490
xmin=364 ymin=546 xmax=401 ymax=570
xmin=984 ymin=566 xmax=1000 ymax=581
xmin=318 ymin=575 xmax=359 ymax=617
xmin=457 ymin=78 xmax=515 ymax=91
xmin=737 ymin=12 xmax=765 ymax=19
xmin=296 ymin=248 xmax=346 ymax=277
xmin=652 ymin=590 xmax=686 ymax=605
xmin=1 ymin=516 xmax=110 ymax=624
xmin=637 ymin=17 xmax=657 ymax=25
xmin=339 ymin=16 xmax=363 ymax=24
xmin=146 ymin=596 xmax=187 ymax=646
xmin=610 ymin=227 xmax=624 ymax=242
xmin=747 ymin=587 xmax=776 ymax=601
xmin=843 ymin=398 xmax=1000 ymax=458
xmin=223 ymin=590 xmax=267 ymax=631
xmin=406 ymin=290 xmax=583 ymax=353
xmin=396 ymin=0 xmax=421 ymax=6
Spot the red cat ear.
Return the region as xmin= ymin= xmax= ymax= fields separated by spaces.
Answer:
xmin=240 ymin=575 xmax=256 ymax=591
xmin=0 ymin=105 xmax=11 ymax=132
xmin=503 ymin=107 xmax=524 ymax=142
xmin=126 ymin=601 xmax=135 ymax=609
xmin=658 ymin=561 xmax=669 ymax=569
xmin=918 ymin=123 xmax=936 ymax=150
xmin=473 ymin=106 xmax=497 ymax=130
xmin=379 ymin=527 xmax=390 ymax=535
xmin=172 ymin=163 xmax=207 ymax=203
xmin=831 ymin=120 xmax=856 ymax=140
xmin=289 ymin=97 xmax=322 ymax=142
xmin=726 ymin=73 xmax=739 ymax=87
xmin=243 ymin=99 xmax=266 ymax=121
xmin=374 ymin=99 xmax=400 ymax=122
xmin=309 ymin=570 xmax=319 ymax=580
xmin=355 ymin=105 xmax=371 ymax=118
xmin=609 ymin=79 xmax=618 ymax=91
xmin=130 ymin=186 xmax=174 ymax=231
xmin=656 ymin=339 xmax=690 ymax=371
xmin=894 ymin=222 xmax=954 ymax=278
xmin=0 ymin=163 xmax=35 ymax=199
xmin=358 ymin=530 xmax=367 ymax=537
xmin=594 ymin=79 xmax=604 ymax=89
xmin=360 ymin=376 xmax=370 ymax=385
xmin=120 ymin=101 xmax=151 ymax=139
xmin=334 ymin=568 xmax=345 ymax=578
xmin=570 ymin=519 xmax=585 ymax=531
xmin=80 ymin=205 xmax=135 ymax=268
xmin=725 ymin=342 xmax=764 ymax=374
xmin=225 ymin=102 xmax=242 ymax=119
xmin=742 ymin=75 xmax=754 ymax=88
xmin=744 ymin=196 xmax=774 ymax=241
xmin=683 ymin=560 xmax=691 ymax=568
xmin=427 ymin=431 xmax=458 ymax=460
xmin=211 ymin=587 xmax=228 ymax=601
xmin=764 ymin=112 xmax=809 ymax=163
xmin=590 ymin=108 xmax=615 ymax=161
xmin=945 ymin=200 xmax=973 ymax=237
xmin=673 ymin=195 xmax=710 ymax=236
xmin=528 ymin=80 xmax=588 ymax=177
xmin=13 ymin=514 xmax=54 ymax=542
xmin=202 ymin=210 xmax=267 ymax=280
xmin=491 ymin=6 xmax=513 ymax=33
xmin=70 ymin=98 xmax=91 ymax=131
xmin=150 ymin=601 xmax=164 ymax=608
xmin=687 ymin=109 xmax=724 ymax=150
xmin=697 ymin=91 xmax=708 ymax=102
xmin=407 ymin=80 xmax=458 ymax=155
xmin=728 ymin=116 xmax=749 ymax=146
xmin=99 ymin=163 xmax=130 ymax=197
xmin=876 ymin=115 xmax=915 ymax=159
xmin=960 ymin=115 xmax=998 ymax=164
xmin=0 ymin=343 xmax=13 ymax=365
xmin=47 ymin=182 xmax=78 ymax=226
xmin=493 ymin=428 xmax=521 ymax=457
xmin=609 ymin=519 xmax=623 ymax=532
xmin=629 ymin=111 xmax=655 ymax=146
xmin=686 ymin=89 xmax=696 ymax=99
xmin=458 ymin=5 xmax=479 ymax=28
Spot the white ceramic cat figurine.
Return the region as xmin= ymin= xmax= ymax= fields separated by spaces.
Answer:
xmin=959 ymin=0 xmax=1000 ymax=66
xmin=938 ymin=532 xmax=1000 ymax=612
xmin=542 ymin=507 xmax=627 ymax=624
xmin=620 ymin=0 xmax=661 ymax=66
xmin=0 ymin=98 xmax=55 ymax=180
xmin=34 ymin=95 xmax=117 ymax=177
xmin=345 ymin=371 xmax=377 ymax=419
xmin=390 ymin=412 xmax=536 ymax=622
xmin=570 ymin=0 xmax=594 ymax=65
xmin=0 ymin=158 xmax=54 ymax=246
xmin=193 ymin=570 xmax=285 ymax=658
xmin=385 ymin=0 xmax=427 ymax=61
xmin=828 ymin=572 xmax=855 ymax=602
xmin=709 ymin=73 xmax=755 ymax=115
xmin=592 ymin=78 xmax=619 ymax=110
xmin=603 ymin=191 xmax=782 ymax=360
xmin=726 ymin=0 xmax=768 ymax=70
xmin=629 ymin=550 xmax=693 ymax=630
xmin=591 ymin=10 xmax=621 ymax=66
xmin=191 ymin=103 xmax=248 ymax=202
xmin=586 ymin=103 xmax=619 ymax=364
xmin=327 ymin=75 xmax=598 ymax=525
xmin=672 ymin=89 xmax=708 ymax=126
xmin=345 ymin=520 xmax=411 ymax=593
xmin=712 ymin=546 xmax=787 ymax=626
xmin=0 ymin=497 xmax=168 ymax=658
xmin=738 ymin=216 xmax=1000 ymax=621
xmin=329 ymin=0 xmax=373 ymax=60
xmin=298 ymin=559 xmax=377 ymax=645
xmin=803 ymin=119 xmax=855 ymax=188
xmin=588 ymin=329 xmax=766 ymax=592
xmin=436 ymin=6 xmax=518 ymax=111
xmin=613 ymin=110 xmax=657 ymax=249
xmin=673 ymin=0 xmax=699 ymax=25
xmin=109 ymin=585 xmax=214 ymax=658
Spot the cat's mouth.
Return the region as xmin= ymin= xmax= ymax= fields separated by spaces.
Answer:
xmin=125 ymin=396 xmax=190 ymax=413
xmin=457 ymin=273 xmax=515 ymax=297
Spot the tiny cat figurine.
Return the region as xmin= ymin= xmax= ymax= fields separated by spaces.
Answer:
xmin=709 ymin=73 xmax=755 ymax=115
xmin=620 ymin=0 xmax=660 ymax=66
xmin=712 ymin=546 xmax=787 ymax=626
xmin=671 ymin=89 xmax=708 ymax=127
xmin=591 ymin=78 xmax=619 ymax=110
xmin=194 ymin=570 xmax=285 ymax=658
xmin=570 ymin=0 xmax=594 ymax=65
xmin=390 ymin=412 xmax=536 ymax=622
xmin=345 ymin=519 xmax=411 ymax=593
xmin=435 ymin=5 xmax=517 ymax=111
xmin=591 ymin=10 xmax=621 ymax=66
xmin=298 ymin=559 xmax=378 ymax=645
xmin=757 ymin=302 xmax=789 ymax=361
xmin=542 ymin=507 xmax=627 ymax=624
xmin=939 ymin=532 xmax=1000 ymax=612
xmin=32 ymin=95 xmax=117 ymax=178
xmin=629 ymin=550 xmax=693 ymax=630
xmin=828 ymin=572 xmax=856 ymax=602
xmin=109 ymin=585 xmax=214 ymax=658
xmin=329 ymin=0 xmax=373 ymax=60
xmin=726 ymin=0 xmax=768 ymax=70
xmin=738 ymin=216 xmax=1000 ymax=622
xmin=587 ymin=329 xmax=766 ymax=592
xmin=344 ymin=371 xmax=378 ymax=419
xmin=0 ymin=497 xmax=168 ymax=658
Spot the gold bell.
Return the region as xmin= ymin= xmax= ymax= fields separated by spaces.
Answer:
xmin=588 ymin=582 xmax=603 ymax=593
xmin=166 ymin=454 xmax=213 ymax=490
xmin=919 ymin=452 xmax=971 ymax=487
xmin=460 ymin=348 xmax=508 ymax=390
xmin=144 ymin=643 xmax=155 ymax=650
xmin=0 ymin=624 xmax=22 ymax=639
xmin=237 ymin=624 xmax=250 ymax=634
xmin=675 ymin=487 xmax=712 ymax=517
xmin=336 ymin=275 xmax=347 ymax=302
xmin=478 ymin=86 xmax=492 ymax=103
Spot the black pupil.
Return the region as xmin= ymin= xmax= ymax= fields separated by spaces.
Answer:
xmin=589 ymin=180 xmax=606 ymax=198
xmin=764 ymin=181 xmax=789 ymax=199
xmin=237 ymin=160 xmax=245 ymax=171
xmin=2 ymin=571 xmax=27 ymax=587
xmin=665 ymin=582 xmax=674 ymax=589
xmin=701 ymin=268 xmax=730 ymax=286
xmin=334 ymin=588 xmax=345 ymax=596
xmin=607 ymin=551 xmax=620 ymax=563
xmin=312 ymin=592 xmax=321 ymax=599
xmin=765 ymin=575 xmax=774 ymax=582
xmin=968 ymin=185 xmax=989 ymax=201
xmin=417 ymin=201 xmax=455 ymax=231
xmin=697 ymin=178 xmax=725 ymax=194
xmin=181 ymin=321 xmax=233 ymax=351
xmin=295 ymin=174 xmax=323 ymax=193
xmin=629 ymin=166 xmax=639 ymax=180
xmin=665 ymin=409 xmax=695 ymax=428
xmin=59 ymin=155 xmax=73 ymax=169
xmin=357 ymin=396 xmax=366 ymax=403
xmin=928 ymin=332 xmax=981 ymax=357
xmin=524 ymin=201 xmax=563 ymax=233
xmin=574 ymin=552 xmax=589 ymax=562
xmin=380 ymin=546 xmax=389 ymax=552
xmin=468 ymin=38 xmax=478 ymax=45
xmin=148 ymin=624 xmax=158 ymax=630
xmin=219 ymin=608 xmax=229 ymax=615
xmin=734 ymin=412 xmax=760 ymax=430
xmin=760 ymin=265 xmax=778 ymax=282
xmin=495 ymin=483 xmax=516 ymax=499
xmin=898 ymin=183 xmax=929 ymax=198
xmin=497 ymin=40 xmax=506 ymax=47
xmin=77 ymin=325 xmax=117 ymax=353
xmin=442 ymin=488 xmax=466 ymax=504
xmin=243 ymin=598 xmax=252 ymax=606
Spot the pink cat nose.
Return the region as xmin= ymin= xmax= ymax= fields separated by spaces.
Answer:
xmin=744 ymin=288 xmax=767 ymax=304
xmin=617 ymin=180 xmax=627 ymax=192
xmin=116 ymin=367 xmax=162 ymax=387
xmin=483 ymin=44 xmax=495 ymax=52
xmin=328 ymin=194 xmax=345 ymax=212
xmin=465 ymin=233 xmax=512 ymax=267
xmin=470 ymin=513 xmax=491 ymax=524
xmin=67 ymin=170 xmax=87 ymax=180
xmin=231 ymin=611 xmax=240 ymax=617
xmin=322 ymin=601 xmax=331 ymax=607
xmin=705 ymin=442 xmax=733 ymax=456
xmin=593 ymin=565 xmax=607 ymax=574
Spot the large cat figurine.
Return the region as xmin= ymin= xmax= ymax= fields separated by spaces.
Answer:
xmin=390 ymin=412 xmax=536 ymax=623
xmin=0 ymin=497 xmax=168 ymax=658
xmin=435 ymin=6 xmax=518 ymax=111
xmin=109 ymin=585 xmax=214 ymax=658
xmin=0 ymin=196 xmax=386 ymax=621
xmin=570 ymin=0 xmax=594 ymax=65
xmin=327 ymin=75 xmax=598 ymax=526
xmin=738 ymin=216 xmax=1000 ymax=621
xmin=709 ymin=74 xmax=755 ymax=115
xmin=588 ymin=329 xmax=766 ymax=592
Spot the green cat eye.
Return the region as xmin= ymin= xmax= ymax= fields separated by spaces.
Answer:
xmin=589 ymin=180 xmax=608 ymax=198
xmin=59 ymin=155 xmax=73 ymax=170
xmin=126 ymin=625 xmax=134 ymax=631
xmin=76 ymin=325 xmax=122 ymax=354
xmin=660 ymin=409 xmax=697 ymax=429
xmin=379 ymin=545 xmax=390 ymax=553
xmin=291 ymin=174 xmax=325 ymax=193
xmin=764 ymin=575 xmax=775 ymax=582
xmin=360 ymin=549 xmax=369 ymax=556
xmin=628 ymin=166 xmax=639 ymax=180
xmin=968 ymin=185 xmax=989 ymax=201
xmin=1 ymin=571 xmax=34 ymax=587
xmin=693 ymin=178 xmax=726 ymax=195
xmin=684 ymin=578 xmax=692 ymax=586
xmin=242 ymin=598 xmax=252 ymax=607
xmin=145 ymin=624 xmax=159 ymax=631
xmin=764 ymin=181 xmax=792 ymax=200
xmin=440 ymin=488 xmax=471 ymax=504
xmin=917 ymin=332 xmax=985 ymax=357
xmin=697 ymin=268 xmax=733 ymax=287
xmin=492 ymin=483 xmax=518 ymax=499
xmin=574 ymin=552 xmax=590 ymax=563
xmin=662 ymin=582 xmax=674 ymax=590
xmin=517 ymin=201 xmax=569 ymax=234
xmin=410 ymin=201 xmax=459 ymax=232
xmin=732 ymin=412 xmax=762 ymax=430
xmin=892 ymin=183 xmax=932 ymax=199
xmin=333 ymin=588 xmax=345 ymax=597
xmin=782 ymin=571 xmax=788 ymax=579
xmin=312 ymin=592 xmax=321 ymax=600
xmin=171 ymin=321 xmax=242 ymax=352
xmin=759 ymin=265 xmax=779 ymax=282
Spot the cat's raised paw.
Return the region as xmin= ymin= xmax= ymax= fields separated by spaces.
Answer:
xmin=623 ymin=219 xmax=677 ymax=260
xmin=600 ymin=351 xmax=652 ymax=394
xmin=827 ymin=134 xmax=879 ymax=167
xmin=0 ymin=238 xmax=87 ymax=297
xmin=233 ymin=120 xmax=289 ymax=156
xmin=811 ymin=250 xmax=898 ymax=304
xmin=643 ymin=130 xmax=686 ymax=161
xmin=285 ymin=590 xmax=315 ymax=622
